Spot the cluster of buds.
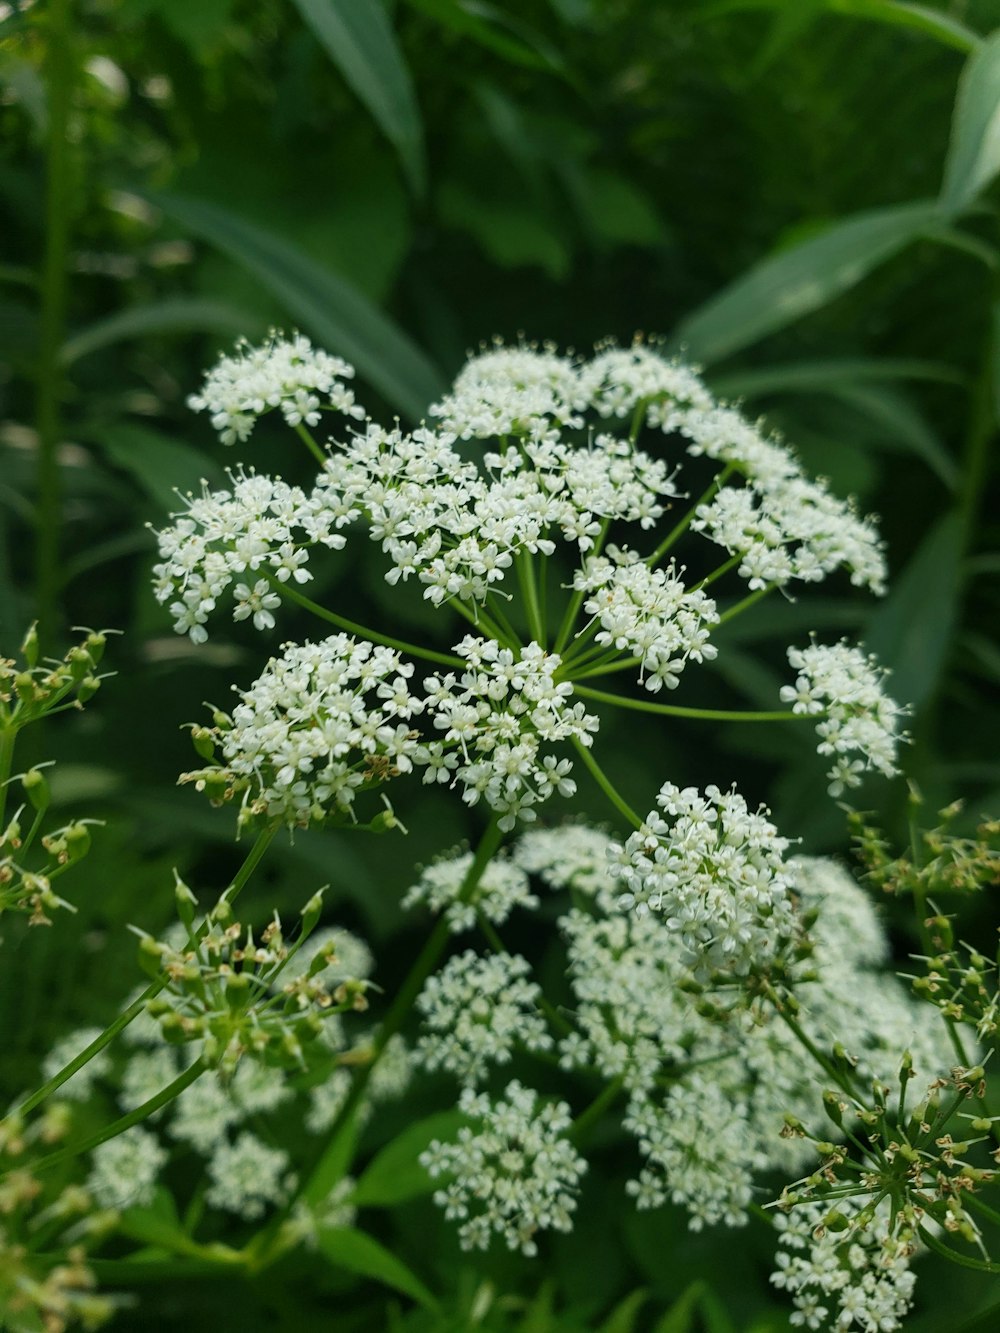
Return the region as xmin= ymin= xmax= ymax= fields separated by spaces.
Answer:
xmin=0 ymin=624 xmax=111 ymax=725
xmin=0 ymin=775 xmax=100 ymax=922
xmin=133 ymin=882 xmax=369 ymax=1076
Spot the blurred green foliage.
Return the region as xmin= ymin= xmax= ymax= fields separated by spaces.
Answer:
xmin=2 ymin=0 xmax=1000 ymax=1327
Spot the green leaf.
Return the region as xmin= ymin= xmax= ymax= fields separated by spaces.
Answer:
xmin=353 ymin=1109 xmax=466 ymax=1206
xmin=315 ymin=1225 xmax=439 ymax=1309
xmin=117 ymin=1187 xmax=187 ymax=1251
xmin=709 ymin=357 xmax=967 ymax=399
xmin=652 ymin=1280 xmax=737 ymax=1333
xmin=405 ymin=0 xmax=561 ymax=69
xmin=705 ymin=0 xmax=981 ymax=53
xmin=941 ymin=31 xmax=1000 ymax=216
xmin=60 ymin=298 xmax=259 ymax=366
xmin=290 ymin=0 xmax=425 ymax=197
xmin=673 ymin=201 xmax=941 ymax=366
xmin=437 ymin=179 xmax=572 ymax=279
xmin=150 ymin=192 xmax=446 ymax=420
xmin=598 ymin=1288 xmax=649 ymax=1333
xmin=92 ymin=421 xmax=226 ymax=512
xmin=866 ymin=512 xmax=963 ymax=709
xmin=824 ymin=383 xmax=959 ymax=489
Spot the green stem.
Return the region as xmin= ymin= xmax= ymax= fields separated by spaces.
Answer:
xmin=0 ymin=724 xmax=17 ymax=833
xmin=267 ymin=575 xmax=464 ymax=668
xmin=571 ymin=738 xmax=643 ymax=830
xmin=484 ymin=593 xmax=521 ymax=648
xmin=450 ymin=596 xmax=520 ymax=651
xmin=7 ymin=824 xmax=277 ymax=1120
xmin=517 ymin=552 xmax=545 ymax=645
xmin=570 ymin=1076 xmax=625 ymax=1144
xmin=692 ymin=553 xmax=741 ymax=592
xmin=917 ymin=1225 xmax=1000 ymax=1274
xmin=646 ymin=464 xmax=736 ymax=568
xmin=298 ymin=817 xmax=505 ymax=1208
xmin=716 ymin=583 xmax=776 ymax=626
xmin=31 ymin=1058 xmax=207 ymax=1174
xmin=553 ymin=518 xmax=612 ymax=655
xmin=294 ymin=423 xmax=328 ymax=467
xmin=768 ymin=995 xmax=858 ymax=1100
xmin=475 ymin=912 xmax=574 ymax=1037
xmin=34 ymin=0 xmax=75 ymax=649
xmin=574 ymin=683 xmax=805 ymax=723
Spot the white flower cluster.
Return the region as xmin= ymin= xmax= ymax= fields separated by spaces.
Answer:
xmin=420 ymin=638 xmax=598 ymax=831
xmin=781 ymin=642 xmax=905 ymax=795
xmin=574 ymin=546 xmax=719 ymax=692
xmin=513 ymin=823 xmax=616 ymax=898
xmin=216 ymin=635 xmax=424 ymax=826
xmin=306 ymin=1033 xmax=412 ymax=1134
xmin=188 ymin=332 xmax=364 ymax=445
xmin=581 ymin=342 xmax=714 ymax=430
xmin=87 ymin=1127 xmax=167 ymax=1212
xmin=771 ymin=1200 xmax=917 ymax=1332
xmin=416 ymin=950 xmax=551 ymax=1085
xmin=429 ymin=343 xmax=587 ymax=440
xmin=681 ymin=406 xmax=886 ymax=594
xmin=420 ymin=1081 xmax=587 ymax=1256
xmin=611 ymin=783 xmax=799 ymax=975
xmin=41 ymin=1027 xmax=111 ymax=1102
xmin=204 ymin=1131 xmax=292 ymax=1219
xmin=403 ymin=847 xmax=538 ymax=932
xmin=151 ymin=470 xmax=346 ymax=643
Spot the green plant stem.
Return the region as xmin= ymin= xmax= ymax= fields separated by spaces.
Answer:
xmin=450 ymin=596 xmax=520 ymax=650
xmin=266 ymin=575 xmax=463 ymax=667
xmin=570 ymin=1076 xmax=625 ymax=1144
xmin=918 ymin=1225 xmax=1000 ymax=1274
xmin=692 ymin=552 xmax=741 ymax=592
xmin=553 ymin=518 xmax=611 ymax=655
xmin=7 ymin=824 xmax=277 ymax=1120
xmin=297 ymin=817 xmax=505 ymax=1209
xmin=574 ymin=682 xmax=805 ymax=723
xmin=646 ymin=464 xmax=737 ymax=568
xmin=294 ymin=422 xmax=328 ymax=467
xmin=716 ymin=583 xmax=776 ymax=626
xmin=570 ymin=738 xmax=644 ymax=830
xmin=484 ymin=593 xmax=521 ymax=647
xmin=0 ymin=724 xmax=17 ymax=832
xmin=34 ymin=0 xmax=75 ymax=650
xmin=517 ymin=551 xmax=546 ymax=644
xmin=32 ymin=1057 xmax=207 ymax=1174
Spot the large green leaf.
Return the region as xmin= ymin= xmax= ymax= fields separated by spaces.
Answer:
xmin=866 ymin=511 xmax=963 ymax=709
xmin=315 ymin=1225 xmax=439 ymax=1309
xmin=706 ymin=0 xmax=981 ymax=53
xmin=60 ymin=297 xmax=258 ymax=366
xmin=824 ymin=382 xmax=959 ymax=488
xmin=941 ymin=30 xmax=1000 ymax=216
xmin=709 ymin=357 xmax=966 ymax=399
xmin=290 ymin=0 xmax=426 ymax=197
xmin=91 ymin=421 xmax=226 ymax=512
xmin=673 ymin=201 xmax=941 ymax=366
xmin=151 ymin=192 xmax=446 ymax=420
xmin=353 ymin=1109 xmax=466 ymax=1206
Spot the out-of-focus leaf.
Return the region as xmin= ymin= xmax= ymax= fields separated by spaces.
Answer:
xmin=151 ymin=193 xmax=446 ymax=420
xmin=291 ymin=0 xmax=426 ymax=196
xmin=653 ymin=1280 xmax=737 ymax=1333
xmin=941 ymin=30 xmax=1000 ymax=216
xmin=315 ymin=1226 xmax=439 ymax=1309
xmin=710 ymin=357 xmax=966 ymax=399
xmin=60 ymin=298 xmax=258 ymax=366
xmin=353 ymin=1110 xmax=465 ymax=1206
xmin=406 ymin=0 xmax=561 ymax=68
xmin=673 ymin=201 xmax=941 ymax=366
xmin=705 ymin=0 xmax=981 ymax=53
xmin=574 ymin=167 xmax=668 ymax=248
xmin=866 ymin=511 xmax=963 ymax=708
xmin=825 ymin=383 xmax=959 ymax=488
xmin=597 ymin=1288 xmax=649 ymax=1333
xmin=438 ymin=179 xmax=572 ymax=278
xmin=120 ymin=0 xmax=236 ymax=51
xmin=93 ymin=422 xmax=226 ymax=512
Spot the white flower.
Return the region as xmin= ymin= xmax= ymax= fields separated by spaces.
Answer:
xmin=403 ymin=846 xmax=539 ymax=932
xmin=88 ymin=1127 xmax=167 ymax=1211
xmin=41 ymin=1027 xmax=111 ymax=1102
xmin=205 ymin=1131 xmax=292 ymax=1219
xmin=420 ymin=1080 xmax=587 ymax=1256
xmin=417 ymin=950 xmax=551 ymax=1086
xmin=781 ymin=641 xmax=905 ymax=794
xmin=188 ymin=332 xmax=365 ymax=444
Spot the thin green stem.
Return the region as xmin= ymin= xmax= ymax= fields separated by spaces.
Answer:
xmin=716 ymin=583 xmax=776 ymax=626
xmin=32 ymin=1058 xmax=207 ymax=1174
xmin=646 ymin=464 xmax=737 ymax=568
xmin=574 ymin=683 xmax=805 ymax=723
xmin=571 ymin=738 xmax=643 ymax=830
xmin=517 ymin=552 xmax=545 ymax=645
xmin=918 ymin=1224 xmax=1000 ymax=1274
xmin=294 ymin=423 xmax=328 ymax=468
xmin=570 ymin=1076 xmax=625 ymax=1144
xmin=450 ymin=596 xmax=520 ymax=650
xmin=691 ymin=553 xmax=741 ymax=592
xmin=0 ymin=725 xmax=17 ymax=833
xmin=768 ymin=995 xmax=858 ymax=1100
xmin=7 ymin=824 xmax=277 ymax=1120
xmin=570 ymin=656 xmax=640 ymax=681
xmin=267 ymin=575 xmax=464 ymax=668
xmin=554 ymin=518 xmax=612 ymax=655
xmin=484 ymin=593 xmax=521 ymax=648
xmin=35 ymin=0 xmax=75 ymax=649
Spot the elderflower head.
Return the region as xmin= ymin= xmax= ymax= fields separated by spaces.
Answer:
xmin=201 ymin=634 xmax=424 ymax=827
xmin=188 ymin=332 xmax=364 ymax=444
xmin=611 ymin=783 xmax=799 ymax=976
xmin=416 ymin=950 xmax=551 ymax=1086
xmin=403 ymin=846 xmax=538 ymax=932
xmin=420 ymin=1081 xmax=587 ymax=1256
xmin=781 ymin=641 xmax=905 ymax=795
xmin=87 ymin=1127 xmax=166 ymax=1212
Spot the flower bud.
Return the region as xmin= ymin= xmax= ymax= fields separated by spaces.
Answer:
xmin=22 ymin=768 xmax=50 ymax=813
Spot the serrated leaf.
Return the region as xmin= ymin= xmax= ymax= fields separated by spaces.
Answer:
xmin=353 ymin=1109 xmax=466 ymax=1206
xmin=315 ymin=1225 xmax=439 ymax=1309
xmin=673 ymin=201 xmax=941 ymax=366
xmin=941 ymin=30 xmax=1000 ymax=216
xmin=60 ymin=298 xmax=258 ymax=366
xmin=291 ymin=0 xmax=425 ymax=197
xmin=150 ymin=192 xmax=446 ymax=420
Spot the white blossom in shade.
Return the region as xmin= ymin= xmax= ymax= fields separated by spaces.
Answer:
xmin=151 ymin=469 xmax=347 ymax=642
xmin=781 ymin=641 xmax=905 ymax=796
xmin=170 ymin=1073 xmax=244 ymax=1153
xmin=41 ymin=1027 xmax=111 ymax=1102
xmin=513 ymin=823 xmax=617 ymax=902
xmin=87 ymin=1127 xmax=167 ymax=1212
xmin=416 ymin=950 xmax=552 ymax=1086
xmin=420 ymin=1081 xmax=587 ymax=1256
xmin=187 ymin=332 xmax=365 ymax=445
xmin=681 ymin=405 xmax=886 ymax=594
xmin=771 ymin=1199 xmax=917 ymax=1333
xmin=612 ymin=783 xmax=799 ymax=976
xmin=574 ymin=545 xmax=719 ymax=693
xmin=624 ymin=1076 xmax=763 ymax=1230
xmin=428 ymin=343 xmax=587 ymax=441
xmin=205 ymin=1132 xmax=292 ymax=1219
xmin=306 ymin=1069 xmax=356 ymax=1135
xmin=214 ymin=634 xmax=424 ymax=827
xmin=117 ymin=1047 xmax=182 ymax=1112
xmin=419 ymin=637 xmax=599 ymax=832
xmin=369 ymin=1034 xmax=414 ymax=1105
xmin=578 ymin=340 xmax=715 ymax=433
xmin=403 ymin=847 xmax=538 ymax=933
